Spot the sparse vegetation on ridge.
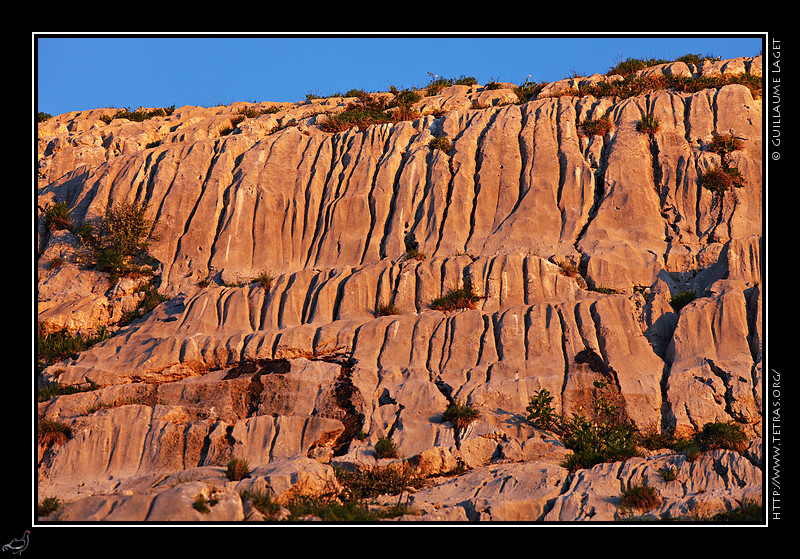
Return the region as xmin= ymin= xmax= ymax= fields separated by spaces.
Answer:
xmin=100 ymin=105 xmax=176 ymax=124
xmin=319 ymin=93 xmax=421 ymax=133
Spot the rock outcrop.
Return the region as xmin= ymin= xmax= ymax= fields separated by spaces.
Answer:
xmin=36 ymin=55 xmax=763 ymax=523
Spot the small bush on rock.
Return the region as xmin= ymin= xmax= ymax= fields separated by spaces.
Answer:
xmin=374 ymin=436 xmax=398 ymax=459
xmin=695 ymin=421 xmax=748 ymax=453
xmin=708 ymin=131 xmax=744 ymax=155
xmin=619 ymin=484 xmax=662 ymax=511
xmin=83 ymin=200 xmax=159 ymax=281
xmin=526 ymin=380 xmax=640 ymax=472
xmin=37 ymin=497 xmax=61 ymax=517
xmin=38 ymin=419 xmax=72 ymax=448
xmin=527 ymin=388 xmax=557 ymax=430
xmin=240 ymin=489 xmax=281 ymax=518
xmin=431 ymin=282 xmax=483 ymax=312
xmin=442 ymin=400 xmax=481 ymax=450
xmin=375 ymin=302 xmax=399 ymax=317
xmin=579 ymin=115 xmax=612 ymax=137
xmin=429 ymin=134 xmax=452 ymax=152
xmin=700 ymin=166 xmax=745 ymax=194
xmin=636 ymin=113 xmax=660 ymax=134
xmin=43 ymin=202 xmax=72 ymax=231
xmin=225 ymin=458 xmax=251 ymax=481
xmin=442 ymin=400 xmax=480 ymax=433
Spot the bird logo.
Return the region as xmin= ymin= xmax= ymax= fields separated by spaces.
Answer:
xmin=2 ymin=531 xmax=29 ymax=555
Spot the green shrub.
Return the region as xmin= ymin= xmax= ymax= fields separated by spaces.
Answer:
xmin=637 ymin=431 xmax=676 ymax=451
xmin=405 ymin=247 xmax=426 ymax=261
xmin=334 ymin=463 xmax=417 ymax=500
xmin=619 ymin=484 xmax=662 ymax=511
xmin=106 ymin=106 xmax=175 ymax=123
xmin=607 ymin=56 xmax=671 ymax=77
xmin=560 ymin=411 xmax=639 ymax=471
xmin=319 ymin=94 xmax=420 ymax=133
xmin=37 ymin=111 xmax=53 ymax=122
xmin=43 ymin=202 xmax=72 ymax=231
xmin=431 ymin=283 xmax=482 ymax=312
xmin=84 ymin=200 xmax=158 ymax=280
xmin=38 ymin=380 xmax=99 ymax=402
xmin=38 ymin=496 xmax=62 ymax=516
xmin=225 ymin=458 xmax=251 ymax=481
xmin=675 ymin=53 xmax=720 ymax=66
xmin=576 ymin=72 xmax=762 ymax=101
xmin=284 ymin=495 xmax=412 ymax=522
xmin=514 ymin=77 xmax=546 ymax=104
xmin=424 ymin=73 xmax=477 ymax=96
xmin=374 ymin=436 xmax=398 ymax=459
xmin=527 ymin=380 xmax=640 ymax=471
xmin=37 ymin=324 xmax=110 ymax=372
xmin=658 ymin=467 xmax=677 ymax=481
xmin=117 ymin=283 xmax=169 ymax=327
xmin=442 ymin=400 xmax=480 ymax=434
xmin=674 ymin=437 xmax=701 ymax=461
xmin=397 ymin=89 xmax=422 ymax=106
xmin=526 ymin=388 xmax=557 ymax=430
xmin=428 ymin=134 xmax=452 ymax=152
xmin=240 ymin=489 xmax=280 ymax=518
xmin=695 ymin=421 xmax=748 ymax=453
xmin=673 ymin=421 xmax=747 ymax=460
xmin=669 ymin=290 xmax=696 ymax=312
xmin=636 ymin=113 xmax=660 ymax=134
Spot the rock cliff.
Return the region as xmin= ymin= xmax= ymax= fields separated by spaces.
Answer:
xmin=36 ymin=55 xmax=764 ymax=523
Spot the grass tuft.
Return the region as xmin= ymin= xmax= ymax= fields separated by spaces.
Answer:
xmin=620 ymin=484 xmax=662 ymax=511
xmin=225 ymin=457 xmax=251 ymax=481
xmin=374 ymin=302 xmax=399 ymax=317
xmin=636 ymin=113 xmax=660 ymax=134
xmin=431 ymin=282 xmax=483 ymax=312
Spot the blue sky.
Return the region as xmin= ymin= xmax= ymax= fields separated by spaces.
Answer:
xmin=35 ymin=33 xmax=765 ymax=117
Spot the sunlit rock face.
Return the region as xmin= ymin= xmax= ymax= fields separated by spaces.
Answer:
xmin=36 ymin=55 xmax=763 ymax=522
